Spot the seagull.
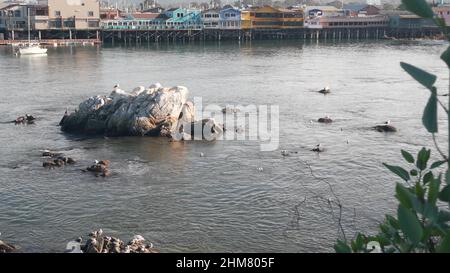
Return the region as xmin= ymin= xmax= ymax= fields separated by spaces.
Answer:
xmin=374 ymin=120 xmax=397 ymax=132
xmin=312 ymin=144 xmax=325 ymax=153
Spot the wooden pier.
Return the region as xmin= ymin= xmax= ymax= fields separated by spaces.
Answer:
xmin=99 ymin=27 xmax=444 ymax=44
xmin=0 ymin=27 xmax=444 ymax=46
xmin=0 ymin=38 xmax=101 ymax=46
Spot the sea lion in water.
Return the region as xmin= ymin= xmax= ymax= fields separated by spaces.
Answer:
xmin=13 ymin=114 xmax=35 ymax=125
xmin=318 ymin=116 xmax=333 ymax=123
xmin=374 ymin=120 xmax=397 ymax=132
xmin=318 ymin=86 xmax=331 ymax=94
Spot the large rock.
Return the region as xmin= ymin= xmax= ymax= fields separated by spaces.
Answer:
xmin=67 ymin=229 xmax=159 ymax=253
xmin=0 ymin=240 xmax=17 ymax=253
xmin=60 ymin=84 xmax=195 ymax=137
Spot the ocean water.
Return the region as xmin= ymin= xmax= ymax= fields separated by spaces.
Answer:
xmin=0 ymin=39 xmax=448 ymax=252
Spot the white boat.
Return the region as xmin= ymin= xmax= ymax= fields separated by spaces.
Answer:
xmin=18 ymin=8 xmax=47 ymax=55
xmin=19 ymin=44 xmax=47 ymax=55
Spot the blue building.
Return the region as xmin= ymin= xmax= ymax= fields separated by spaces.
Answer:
xmin=164 ymin=8 xmax=202 ymax=30
xmin=219 ymin=6 xmax=241 ymax=29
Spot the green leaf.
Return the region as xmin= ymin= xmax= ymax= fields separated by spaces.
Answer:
xmin=422 ymin=90 xmax=438 ymax=133
xmin=437 ymin=232 xmax=450 ymax=253
xmin=355 ymin=233 xmax=365 ymax=250
xmin=422 ymin=203 xmax=438 ymax=223
xmin=334 ymin=240 xmax=352 ymax=253
xmin=446 ymin=169 xmax=450 ymax=185
xmin=401 ymin=0 xmax=435 ymax=18
xmin=438 ymin=210 xmax=450 ymax=223
xmin=441 ymin=46 xmax=450 ymax=69
xmin=397 ymin=205 xmax=423 ymax=245
xmin=438 ymin=185 xmax=450 ymax=202
xmin=400 ymin=62 xmax=437 ymax=89
xmin=415 ymin=182 xmax=425 ymax=200
xmin=376 ymin=234 xmax=391 ymax=247
xmin=428 ymin=177 xmax=441 ymax=205
xmin=430 ymin=160 xmax=447 ymax=169
xmin=386 ymin=215 xmax=400 ymax=229
xmin=416 ymin=148 xmax=431 ymax=170
xmin=396 ymin=183 xmax=414 ymax=209
xmin=384 ymin=163 xmax=410 ymax=181
xmin=410 ymin=169 xmax=418 ymax=176
xmin=401 ymin=150 xmax=415 ymax=163
xmin=423 ymin=171 xmax=434 ymax=185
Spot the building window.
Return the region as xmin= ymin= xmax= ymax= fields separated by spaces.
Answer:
xmin=14 ymin=10 xmax=21 ymax=17
xmin=88 ymin=11 xmax=94 ymax=17
xmin=55 ymin=11 xmax=61 ymax=16
xmin=88 ymin=21 xmax=99 ymax=28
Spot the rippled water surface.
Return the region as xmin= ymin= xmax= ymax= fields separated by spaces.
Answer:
xmin=0 ymin=40 xmax=449 ymax=252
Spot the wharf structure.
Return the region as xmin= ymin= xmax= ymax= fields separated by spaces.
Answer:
xmin=0 ymin=2 xmax=448 ymax=44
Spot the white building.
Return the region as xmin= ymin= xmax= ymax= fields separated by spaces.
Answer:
xmin=202 ymin=8 xmax=220 ymax=29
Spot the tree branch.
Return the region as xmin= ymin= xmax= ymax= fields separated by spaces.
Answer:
xmin=432 ymin=133 xmax=448 ymax=161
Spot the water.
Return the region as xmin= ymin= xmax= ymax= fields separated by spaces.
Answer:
xmin=0 ymin=40 xmax=449 ymax=253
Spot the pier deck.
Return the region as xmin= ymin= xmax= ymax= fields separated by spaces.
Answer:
xmin=0 ymin=27 xmax=444 ymax=46
xmin=0 ymin=38 xmax=101 ymax=46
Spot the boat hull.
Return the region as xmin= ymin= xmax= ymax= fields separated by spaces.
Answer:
xmin=19 ymin=46 xmax=48 ymax=55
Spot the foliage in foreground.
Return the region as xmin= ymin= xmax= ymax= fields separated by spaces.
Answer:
xmin=335 ymin=0 xmax=450 ymax=253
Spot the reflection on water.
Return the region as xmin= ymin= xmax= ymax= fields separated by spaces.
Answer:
xmin=0 ymin=40 xmax=448 ymax=252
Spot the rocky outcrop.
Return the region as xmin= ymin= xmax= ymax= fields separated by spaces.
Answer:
xmin=67 ymin=229 xmax=158 ymax=253
xmin=60 ymin=84 xmax=195 ymax=137
xmin=0 ymin=239 xmax=17 ymax=253
xmin=85 ymin=160 xmax=111 ymax=177
xmin=60 ymin=84 xmax=223 ymax=140
xmin=42 ymin=150 xmax=76 ymax=168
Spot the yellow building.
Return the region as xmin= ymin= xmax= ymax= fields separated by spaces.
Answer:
xmin=279 ymin=8 xmax=304 ymax=29
xmin=241 ymin=6 xmax=303 ymax=29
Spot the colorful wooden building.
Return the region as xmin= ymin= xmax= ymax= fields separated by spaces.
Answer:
xmin=241 ymin=6 xmax=303 ymax=29
xmin=164 ymin=8 xmax=202 ymax=30
xmin=202 ymin=8 xmax=220 ymax=29
xmin=219 ymin=6 xmax=241 ymax=29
